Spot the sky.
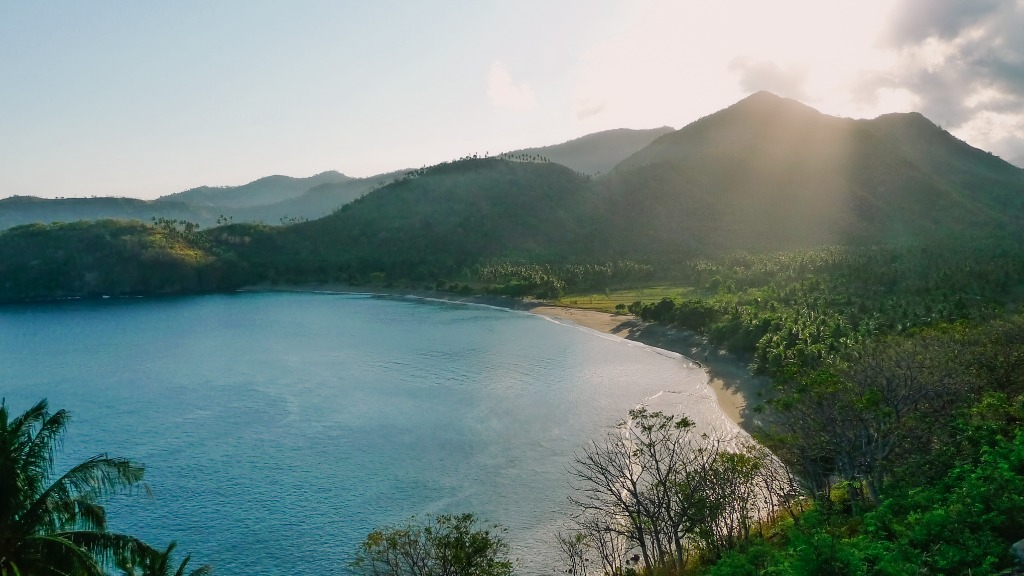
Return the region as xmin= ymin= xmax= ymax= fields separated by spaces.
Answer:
xmin=2 ymin=0 xmax=1023 ymax=199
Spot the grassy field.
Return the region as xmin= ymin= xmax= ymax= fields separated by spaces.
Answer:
xmin=555 ymin=285 xmax=700 ymax=313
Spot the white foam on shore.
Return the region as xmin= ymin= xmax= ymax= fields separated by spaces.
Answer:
xmin=524 ymin=308 xmax=745 ymax=438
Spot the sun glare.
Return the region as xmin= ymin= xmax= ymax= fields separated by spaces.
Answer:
xmin=571 ymin=0 xmax=900 ymax=130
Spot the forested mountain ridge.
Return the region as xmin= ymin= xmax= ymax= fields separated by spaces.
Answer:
xmin=3 ymin=91 xmax=1024 ymax=300
xmin=599 ymin=91 xmax=1024 ymax=255
xmin=225 ymin=158 xmax=597 ymax=284
xmin=234 ymin=93 xmax=1024 ymax=282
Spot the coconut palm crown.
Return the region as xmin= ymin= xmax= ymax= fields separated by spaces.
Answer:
xmin=0 ymin=398 xmax=153 ymax=576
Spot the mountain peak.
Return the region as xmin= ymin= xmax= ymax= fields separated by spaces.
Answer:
xmin=613 ymin=92 xmax=827 ymax=173
xmin=728 ymin=90 xmax=823 ymax=117
xmin=742 ymin=90 xmax=785 ymax=102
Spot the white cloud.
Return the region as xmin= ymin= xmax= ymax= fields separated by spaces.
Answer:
xmin=567 ymin=0 xmax=895 ymax=130
xmin=487 ymin=61 xmax=536 ymax=111
xmin=728 ymin=57 xmax=810 ymax=101
xmin=860 ymin=0 xmax=1024 ymax=164
xmin=575 ymin=98 xmax=606 ymax=120
xmin=565 ymin=0 xmax=1024 ymax=164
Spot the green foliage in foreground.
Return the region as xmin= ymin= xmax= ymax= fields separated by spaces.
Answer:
xmin=349 ymin=513 xmax=514 ymax=576
xmin=0 ymin=399 xmax=150 ymax=576
xmin=708 ymin=399 xmax=1024 ymax=576
xmin=696 ymin=315 xmax=1024 ymax=576
xmin=0 ymin=399 xmax=209 ymax=576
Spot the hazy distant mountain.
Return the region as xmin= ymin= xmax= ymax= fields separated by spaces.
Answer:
xmin=0 ymin=171 xmax=402 ymax=230
xmin=0 ymin=196 xmax=217 ymax=231
xmin=229 ymin=170 xmax=406 ymax=224
xmin=502 ymin=127 xmax=674 ymax=176
xmin=159 ymin=171 xmax=353 ymax=208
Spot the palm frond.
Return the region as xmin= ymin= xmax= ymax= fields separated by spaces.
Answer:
xmin=6 ymin=399 xmax=49 ymax=438
xmin=60 ymin=529 xmax=157 ymax=571
xmin=1 ymin=400 xmax=157 ymax=576
xmin=19 ymin=454 xmax=145 ymax=534
xmin=17 ymin=533 xmax=107 ymax=576
xmin=23 ymin=409 xmax=72 ymax=494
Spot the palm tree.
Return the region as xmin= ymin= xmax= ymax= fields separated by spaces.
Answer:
xmin=119 ymin=542 xmax=213 ymax=576
xmin=0 ymin=398 xmax=153 ymax=576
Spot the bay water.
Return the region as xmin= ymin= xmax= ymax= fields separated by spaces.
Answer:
xmin=0 ymin=292 xmax=736 ymax=574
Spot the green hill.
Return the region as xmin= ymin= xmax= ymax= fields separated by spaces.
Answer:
xmin=227 ymin=158 xmax=596 ymax=283
xmin=226 ymin=90 xmax=1024 ymax=283
xmin=0 ymin=220 xmax=242 ymax=300
xmin=501 ymin=126 xmax=674 ymax=176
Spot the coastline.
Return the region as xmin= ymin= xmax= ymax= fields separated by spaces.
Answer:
xmin=241 ymin=284 xmax=768 ymax=432
xmin=524 ymin=305 xmax=767 ymax=431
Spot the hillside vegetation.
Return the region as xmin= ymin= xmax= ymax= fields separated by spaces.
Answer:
xmin=223 ymin=158 xmax=599 ymax=285
xmin=0 ymin=219 xmax=245 ymax=300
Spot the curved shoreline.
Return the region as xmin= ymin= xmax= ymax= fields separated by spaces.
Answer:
xmin=522 ymin=304 xmax=767 ymax=431
xmin=241 ymin=284 xmax=768 ymax=432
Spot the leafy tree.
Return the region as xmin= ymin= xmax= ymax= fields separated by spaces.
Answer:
xmin=762 ymin=332 xmax=968 ymax=504
xmin=0 ymin=399 xmax=152 ymax=576
xmin=566 ymin=409 xmax=794 ymax=573
xmin=349 ymin=513 xmax=514 ymax=576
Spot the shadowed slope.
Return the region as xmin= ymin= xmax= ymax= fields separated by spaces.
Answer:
xmin=599 ymin=91 xmax=1024 ymax=256
xmin=231 ymin=158 xmax=596 ymax=282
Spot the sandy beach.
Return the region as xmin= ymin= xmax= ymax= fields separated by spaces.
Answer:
xmin=523 ymin=305 xmax=767 ymax=431
xmin=244 ymin=284 xmax=768 ymax=432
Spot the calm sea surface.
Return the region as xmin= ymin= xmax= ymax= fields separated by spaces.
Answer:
xmin=0 ymin=292 xmax=737 ymax=575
